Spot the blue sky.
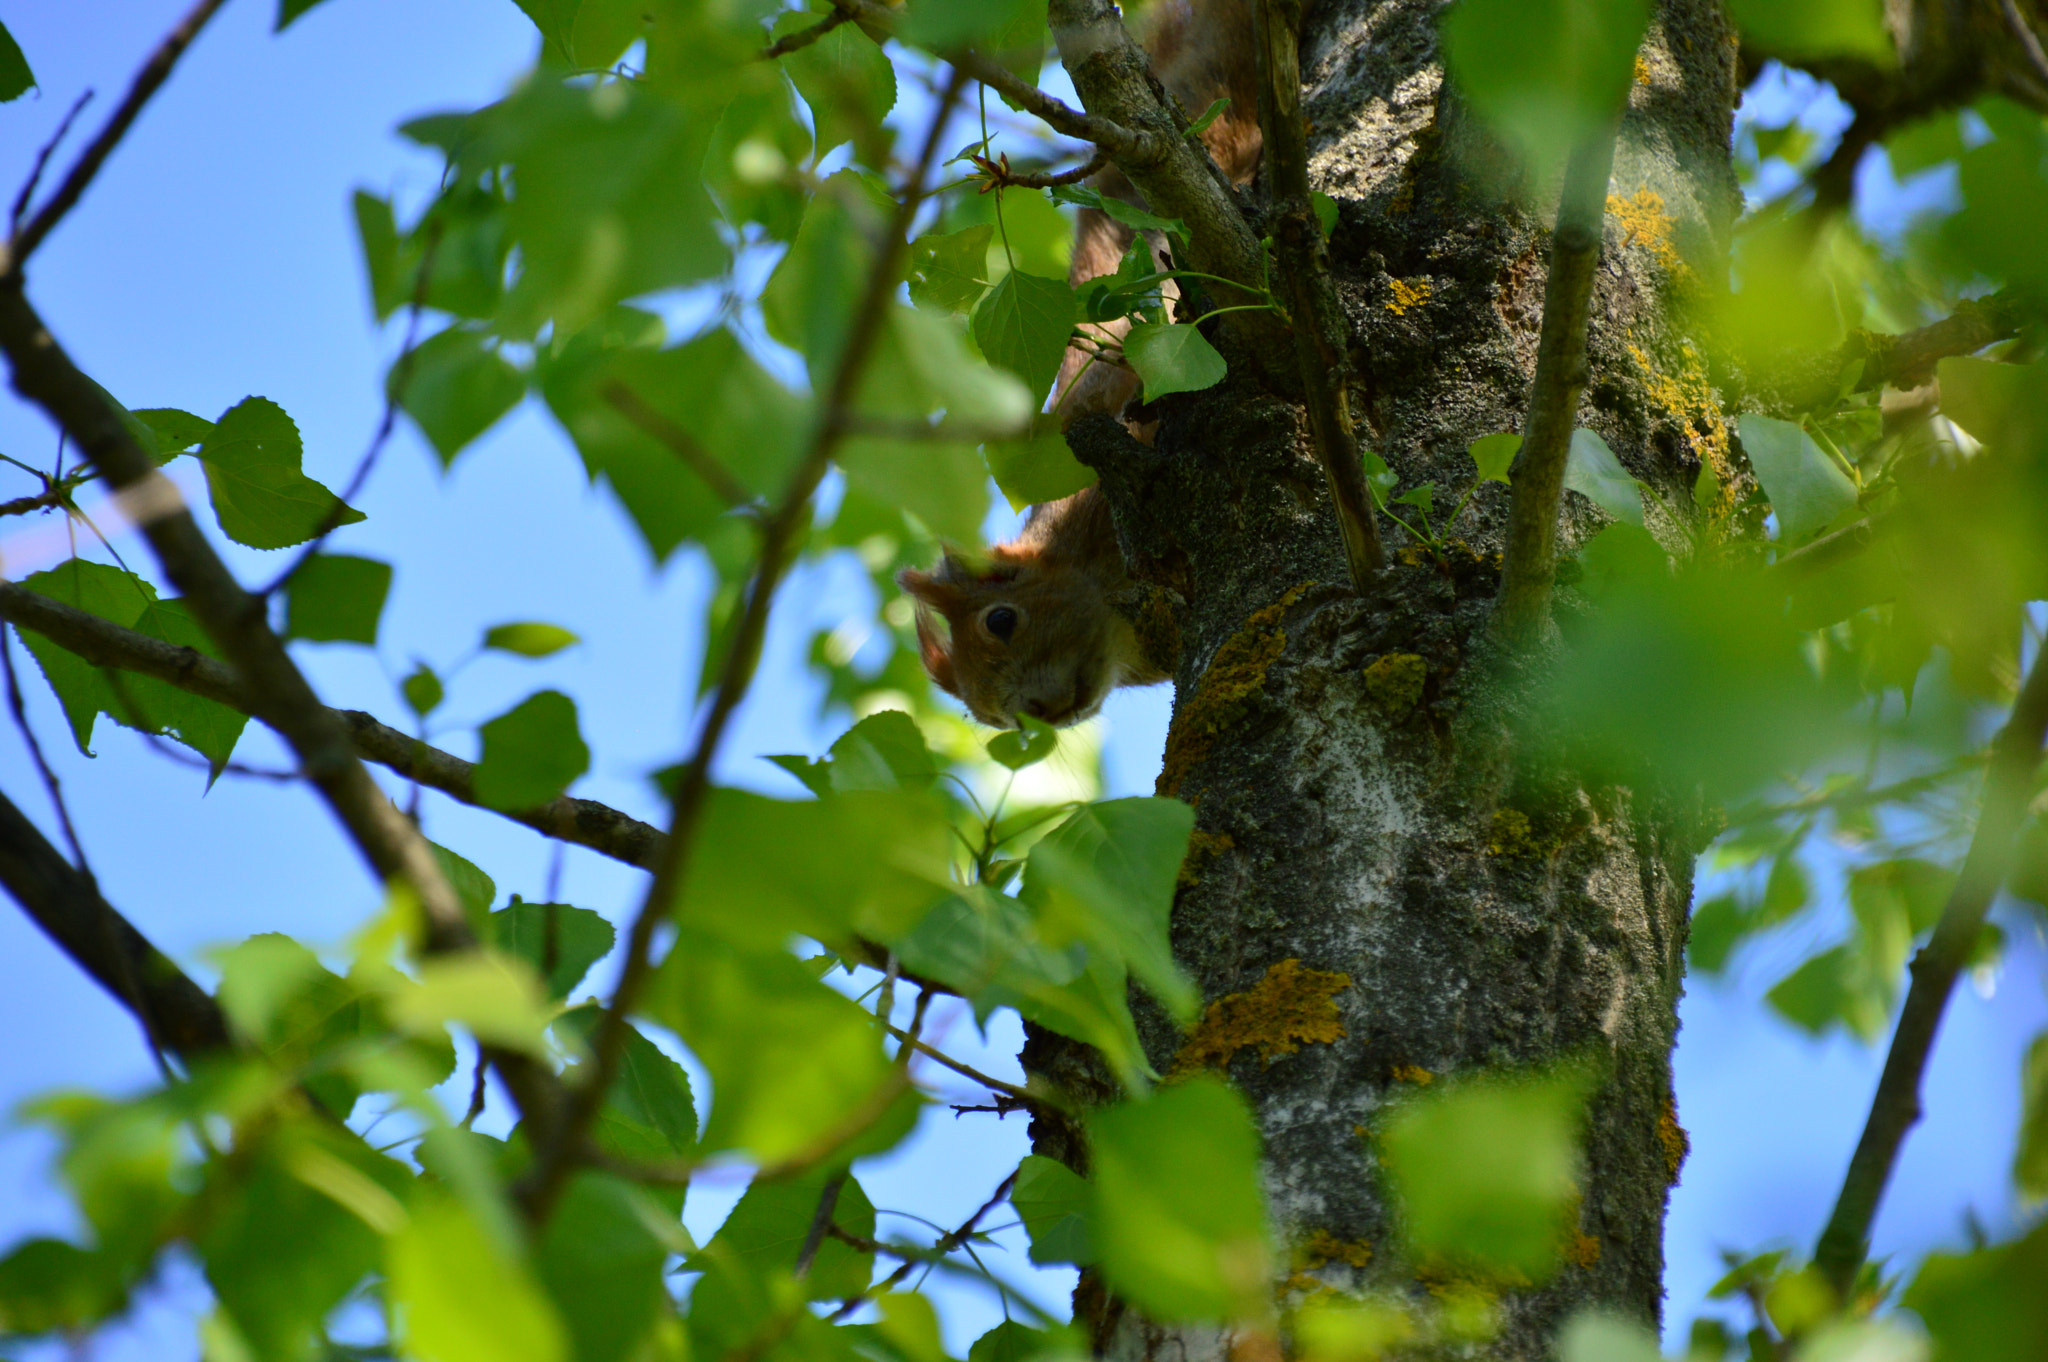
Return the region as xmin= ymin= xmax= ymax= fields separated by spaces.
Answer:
xmin=0 ymin=3 xmax=2040 ymax=1356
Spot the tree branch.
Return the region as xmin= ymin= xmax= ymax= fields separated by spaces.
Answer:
xmin=1847 ymin=288 xmax=2031 ymax=392
xmin=0 ymin=581 xmax=668 ymax=872
xmin=521 ymin=71 xmax=975 ymax=1224
xmin=1254 ymin=0 xmax=1382 ymax=590
xmin=1812 ymin=650 xmax=2048 ymax=1294
xmin=601 ymin=380 xmax=754 ymax=510
xmin=0 ymin=786 xmax=230 ymax=1059
xmin=1491 ymin=124 xmax=1621 ymax=644
xmin=3 ymin=0 xmax=232 ymax=269
xmin=761 ymin=7 xmax=854 ymax=62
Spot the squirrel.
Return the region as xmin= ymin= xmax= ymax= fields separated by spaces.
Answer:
xmin=898 ymin=0 xmax=1262 ymax=728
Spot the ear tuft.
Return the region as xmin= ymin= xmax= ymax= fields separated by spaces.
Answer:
xmin=897 ymin=566 xmax=962 ymax=612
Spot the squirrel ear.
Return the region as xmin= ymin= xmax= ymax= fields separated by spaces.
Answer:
xmin=912 ymin=606 xmax=960 ymax=697
xmin=897 ymin=565 xmax=965 ymax=611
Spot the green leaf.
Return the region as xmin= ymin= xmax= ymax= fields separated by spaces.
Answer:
xmin=1723 ymin=0 xmax=1891 ymax=60
xmin=1310 ymin=190 xmax=1339 ymax=238
xmin=970 ymin=1320 xmax=1076 ymax=1362
xmin=283 ymin=553 xmax=392 ymax=645
xmin=392 ymin=327 xmax=526 ymax=467
xmin=403 ymin=663 xmax=446 ymax=718
xmin=1885 ymin=113 xmax=1966 ymax=178
xmin=1557 ymin=1313 xmax=1665 ymax=1362
xmin=838 ymin=433 xmax=991 ymax=546
xmin=1378 ymin=1065 xmax=1594 ymax=1280
xmin=988 ymin=716 xmax=1060 ymax=770
xmin=763 ymin=169 xmax=898 ymax=382
xmin=1124 ymin=321 xmax=1227 ymax=403
xmin=1563 ymin=428 xmax=1645 ymax=528
xmin=557 ymin=1006 xmax=700 ymax=1163
xmin=2017 ymin=1030 xmax=2048 ymax=1198
xmin=536 ymin=1173 xmax=672 ymax=1362
xmin=198 ymin=1118 xmax=410 ymax=1360
xmin=648 ymin=934 xmax=907 ymax=1163
xmin=1020 ymin=797 xmax=1197 ymax=1024
xmin=433 ymin=842 xmax=499 ymax=934
xmin=387 ymin=1191 xmax=569 ymax=1362
xmin=1049 ymin=184 xmax=1187 ymax=237
xmin=819 ymin=710 xmax=941 ymax=793
xmin=909 ymin=224 xmax=995 ymax=313
xmin=699 ymin=1172 xmax=877 ymax=1302
xmin=898 ymin=0 xmax=1041 ymax=52
xmin=879 ymin=303 xmax=1035 ymax=430
xmin=671 ymin=788 xmax=951 ymax=951
xmin=133 ymin=408 xmax=215 ymax=459
xmin=490 ymin=900 xmax=616 ymax=999
xmin=1736 ymin=414 xmax=1858 ymax=545
xmin=1442 ymin=0 xmax=1651 ymax=172
xmin=1903 ymin=1219 xmax=2048 ymax=1362
xmin=484 ymin=621 xmax=580 ymax=657
xmin=198 ymin=397 xmax=365 ymax=550
xmin=776 ymin=8 xmax=896 ymax=158
xmin=1361 ymin=448 xmax=1399 ymax=507
xmin=971 ymin=270 xmax=1080 ymax=402
xmin=1011 ymin=1154 xmax=1094 ymax=1266
xmin=388 ymin=952 xmax=557 ymax=1057
xmin=1468 ymin=433 xmax=1519 ymax=486
xmin=473 ymin=690 xmax=590 ymax=810
xmin=1089 ymin=1076 xmax=1272 ymax=1322
xmin=0 ymin=1237 xmax=124 ymax=1334
xmin=275 ymin=0 xmax=335 ymax=31
xmin=0 ymin=20 xmax=33 ymax=101
xmin=986 ymin=419 xmax=1095 ymax=510
xmin=353 ymin=190 xmax=407 ymax=320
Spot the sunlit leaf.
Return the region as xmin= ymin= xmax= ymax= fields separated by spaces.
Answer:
xmin=484 ymin=621 xmax=581 ymax=657
xmin=198 ymin=398 xmax=364 ymax=550
xmin=988 ymin=716 xmax=1060 ymax=770
xmin=536 ymin=1173 xmax=672 ymax=1362
xmin=1723 ymin=0 xmax=1890 ymax=60
xmin=1124 ymin=321 xmax=1227 ymax=403
xmin=776 ymin=7 xmax=896 ymax=158
xmin=1469 ymin=432 xmax=1519 ymax=485
xmin=909 ymin=224 xmax=994 ymax=313
xmin=972 ymin=269 xmax=1079 ymax=402
xmin=388 ymin=1191 xmax=568 ymax=1362
xmin=1736 ymin=415 xmax=1857 ymax=545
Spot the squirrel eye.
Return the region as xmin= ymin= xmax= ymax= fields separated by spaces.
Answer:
xmin=982 ymin=605 xmax=1021 ymax=642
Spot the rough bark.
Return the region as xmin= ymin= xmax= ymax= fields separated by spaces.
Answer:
xmin=1027 ymin=1 xmax=1741 ymax=1356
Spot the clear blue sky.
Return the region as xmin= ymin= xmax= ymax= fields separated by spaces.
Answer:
xmin=0 ymin=3 xmax=2039 ymax=1356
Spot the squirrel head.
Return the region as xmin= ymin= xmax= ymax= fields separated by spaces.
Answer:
xmin=897 ymin=548 xmax=1135 ymax=729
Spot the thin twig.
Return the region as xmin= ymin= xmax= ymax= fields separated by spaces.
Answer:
xmin=1 ymin=483 xmax=72 ymax=518
xmin=793 ymin=1173 xmax=849 ymax=1279
xmin=2000 ymin=0 xmax=2048 ymax=92
xmin=825 ymin=1169 xmax=1021 ymax=1322
xmin=1812 ymin=651 xmax=2048 ymax=1293
xmin=885 ymin=1023 xmax=1059 ymax=1113
xmin=600 ymin=380 xmax=754 ymax=510
xmin=522 ymin=70 xmax=976 ymax=1225
xmin=10 ymin=91 xmax=96 ymax=232
xmin=2 ymin=624 xmax=91 ymax=871
xmin=972 ymin=148 xmax=1111 ymax=190
xmin=1492 ymin=121 xmax=1622 ymax=644
xmin=0 ymin=581 xmax=669 ymax=872
xmin=5 ymin=0 xmax=233 ymax=268
xmin=762 ymin=7 xmax=855 ymax=61
xmin=1254 ymin=0 xmax=1383 ymax=590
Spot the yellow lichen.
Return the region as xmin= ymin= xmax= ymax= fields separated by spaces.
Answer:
xmin=1173 ymin=958 xmax=1351 ymax=1075
xmin=1395 ymin=544 xmax=1434 ymax=568
xmin=1389 ymin=1063 xmax=1434 ymax=1086
xmin=1658 ymin=1094 xmax=1690 ymax=1182
xmin=1485 ymin=808 xmax=1537 ymax=858
xmin=1626 ymin=337 xmax=1735 ymax=516
xmin=1177 ymin=828 xmax=1237 ymax=889
xmin=1362 ymin=653 xmax=1427 ymax=715
xmin=1297 ymin=1229 xmax=1375 ymax=1271
xmin=1564 ymin=1230 xmax=1602 ymax=1268
xmin=1158 ymin=583 xmax=1312 ymax=797
xmin=1633 ymin=53 xmax=1654 ymax=86
xmin=1385 ymin=276 xmax=1432 ymax=315
xmin=1606 ymin=188 xmax=1685 ymax=277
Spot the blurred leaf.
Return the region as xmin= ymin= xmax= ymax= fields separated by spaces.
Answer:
xmin=557 ymin=1006 xmax=699 ymax=1164
xmin=134 ymin=408 xmax=215 ymax=459
xmin=535 ymin=1173 xmax=671 ymax=1362
xmin=838 ymin=433 xmax=991 ymax=545
xmin=1723 ymin=0 xmax=1890 ymax=60
xmin=648 ymin=933 xmax=905 ymax=1162
xmin=764 ymin=168 xmax=897 ymax=383
xmin=972 ymin=269 xmax=1079 ymax=402
xmin=1939 ymin=100 xmax=2048 ymax=295
xmin=1089 ymin=1076 xmax=1272 ymax=1322
xmin=700 ymin=1172 xmax=877 ymax=1302
xmin=704 ymin=86 xmax=811 ymax=240
xmin=198 ymin=398 xmax=364 ymax=550
xmin=909 ymin=224 xmax=995 ymax=313
xmin=1125 ymin=321 xmax=1227 ymax=403
xmin=1379 ymin=1065 xmax=1593 ymax=1280
xmin=284 ymin=554 xmax=392 ymax=645
xmin=403 ymin=663 xmax=446 ymax=717
xmin=776 ymin=7 xmax=896 ymax=158
xmin=0 ymin=1237 xmax=122 ymax=1334
xmin=432 ymin=842 xmax=499 ymax=932
xmin=1470 ymin=432 xmax=1519 ymax=485
xmin=2013 ymin=1030 xmax=2048 ymax=1197
xmin=1903 ymin=1218 xmax=2048 ymax=1362
xmin=1012 ymin=1154 xmax=1094 ymax=1267
xmin=899 ymin=0 xmax=1040 ymax=50
xmin=484 ymin=621 xmax=580 ymax=657
xmin=1442 ymin=0 xmax=1650 ymax=172
xmin=672 ymin=787 xmax=950 ymax=952
xmin=1048 ymin=183 xmax=1186 ymax=237
xmin=986 ymin=418 xmax=1095 ymax=510
xmin=1885 ymin=113 xmax=1966 ymax=178
xmin=388 ymin=952 xmax=557 ymax=1057
xmin=388 ymin=1191 xmax=568 ymax=1362
xmin=969 ymin=1320 xmax=1078 ymax=1362
xmin=0 ymin=20 xmax=34 ymax=100
xmin=392 ymin=327 xmax=525 ymax=467
xmin=1557 ymin=1312 xmax=1663 ymax=1362
xmin=490 ymin=900 xmax=615 ymax=999
xmin=819 ymin=710 xmax=941 ymax=793
xmin=1564 ymin=428 xmax=1645 ymax=527
xmin=473 ymin=690 xmax=590 ymax=810
xmin=1736 ymin=415 xmax=1858 ymax=545
xmin=988 ymin=716 xmax=1060 ymax=770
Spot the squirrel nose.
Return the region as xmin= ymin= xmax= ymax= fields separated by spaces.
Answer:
xmin=1023 ymin=700 xmax=1052 ymax=721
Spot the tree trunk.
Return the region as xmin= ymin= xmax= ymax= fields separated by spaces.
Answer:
xmin=1028 ymin=1 xmax=1742 ymax=1355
